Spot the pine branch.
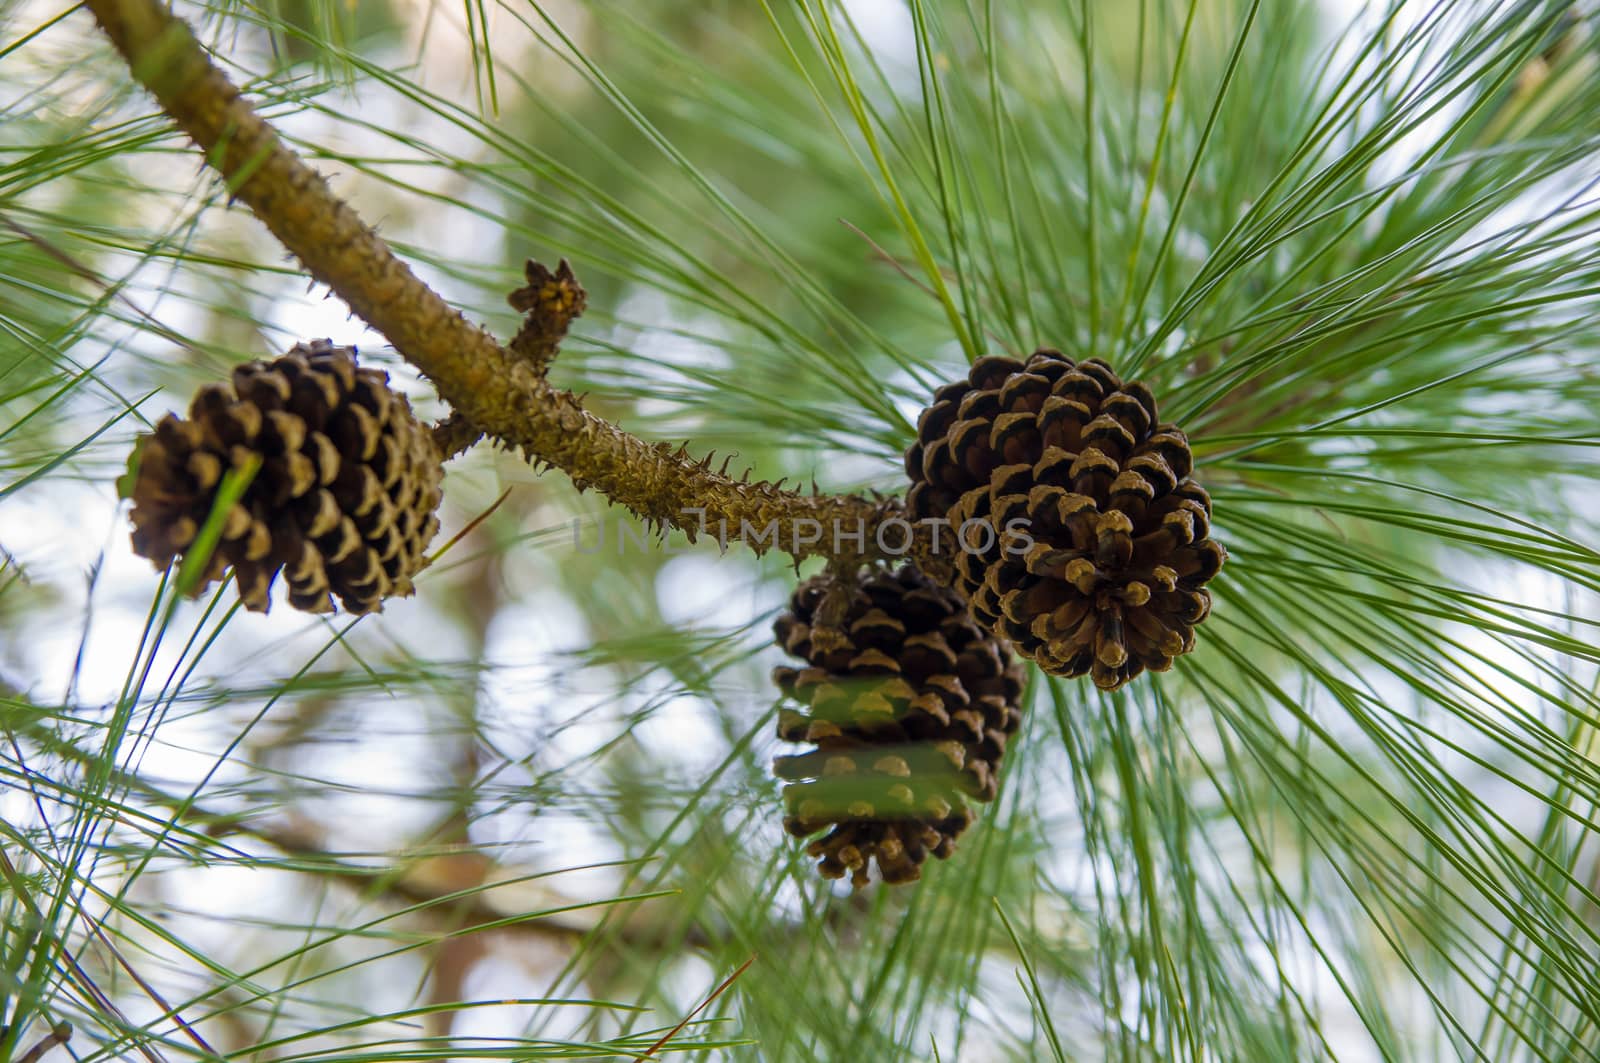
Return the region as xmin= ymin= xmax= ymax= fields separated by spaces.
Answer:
xmin=15 ymin=1023 xmax=72 ymax=1063
xmin=82 ymin=0 xmax=931 ymax=569
xmin=198 ymin=812 xmax=714 ymax=949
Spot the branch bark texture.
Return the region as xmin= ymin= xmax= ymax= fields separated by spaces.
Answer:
xmin=86 ymin=0 xmax=922 ymax=567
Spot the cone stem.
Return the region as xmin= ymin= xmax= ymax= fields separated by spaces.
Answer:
xmin=84 ymin=0 xmax=927 ymax=567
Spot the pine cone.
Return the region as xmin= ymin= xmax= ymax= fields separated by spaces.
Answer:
xmin=772 ymin=565 xmax=1027 ymax=887
xmin=123 ymin=340 xmax=444 ymax=614
xmin=905 ymin=351 xmax=1225 ymax=690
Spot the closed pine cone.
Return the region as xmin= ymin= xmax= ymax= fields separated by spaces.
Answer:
xmin=904 ymin=351 xmax=1224 ymax=690
xmin=124 ymin=340 xmax=444 ymax=614
xmin=772 ymin=565 xmax=1027 ymax=887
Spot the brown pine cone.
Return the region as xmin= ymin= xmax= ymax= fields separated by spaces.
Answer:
xmin=905 ymin=351 xmax=1224 ymax=690
xmin=772 ymin=565 xmax=1027 ymax=887
xmin=123 ymin=340 xmax=444 ymax=614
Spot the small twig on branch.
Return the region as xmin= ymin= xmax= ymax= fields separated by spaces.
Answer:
xmin=432 ymin=258 xmax=587 ymax=459
xmin=83 ymin=0 xmax=933 ymax=570
xmin=16 ymin=1022 xmax=73 ymax=1063
xmin=506 ymin=257 xmax=587 ymax=376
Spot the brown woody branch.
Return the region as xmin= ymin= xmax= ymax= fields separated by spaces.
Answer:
xmin=84 ymin=0 xmax=936 ymax=570
xmin=199 ymin=812 xmax=713 ymax=949
xmin=15 ymin=1023 xmax=72 ymax=1063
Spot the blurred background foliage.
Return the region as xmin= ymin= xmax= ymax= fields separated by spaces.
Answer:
xmin=3 ymin=0 xmax=1600 ymax=1059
